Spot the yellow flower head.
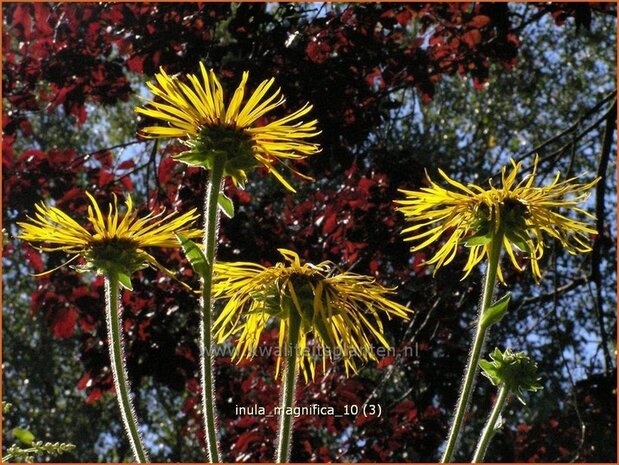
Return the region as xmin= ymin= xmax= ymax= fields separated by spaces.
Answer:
xmin=396 ymin=156 xmax=599 ymax=282
xmin=18 ymin=192 xmax=202 ymax=286
xmin=135 ymin=64 xmax=321 ymax=192
xmin=212 ymin=249 xmax=411 ymax=381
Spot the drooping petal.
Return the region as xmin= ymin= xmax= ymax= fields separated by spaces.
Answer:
xmin=212 ymin=249 xmax=412 ymax=381
xmin=18 ymin=193 xmax=201 ymax=277
xmin=396 ymin=158 xmax=599 ymax=282
xmin=136 ymin=65 xmax=321 ymax=191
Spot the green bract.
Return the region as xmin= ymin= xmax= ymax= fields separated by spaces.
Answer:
xmin=79 ymin=238 xmax=147 ymax=285
xmin=175 ymin=125 xmax=257 ymax=189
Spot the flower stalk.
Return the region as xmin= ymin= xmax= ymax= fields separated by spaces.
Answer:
xmin=136 ymin=67 xmax=320 ymax=460
xmin=396 ymin=157 xmax=596 ymax=462
xmin=17 ymin=192 xmax=201 ymax=462
xmin=471 ymin=385 xmax=508 ymax=463
xmin=104 ymin=271 xmax=149 ymax=463
xmin=136 ymin=67 xmax=320 ymax=459
xmin=199 ymin=155 xmax=226 ymax=463
xmin=211 ymin=250 xmax=411 ymax=461
xmin=472 ymin=347 xmax=542 ymax=462
xmin=441 ymin=232 xmax=503 ymax=463
xmin=275 ymin=308 xmax=302 ymax=463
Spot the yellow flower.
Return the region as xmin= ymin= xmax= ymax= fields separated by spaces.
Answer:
xmin=212 ymin=249 xmax=411 ymax=381
xmin=396 ymin=156 xmax=599 ymax=282
xmin=135 ymin=64 xmax=321 ymax=192
xmin=18 ymin=192 xmax=202 ymax=286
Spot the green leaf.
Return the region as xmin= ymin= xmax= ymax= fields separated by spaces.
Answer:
xmin=479 ymin=350 xmax=503 ymax=386
xmin=313 ymin=317 xmax=336 ymax=351
xmin=172 ymin=149 xmax=211 ymax=169
xmin=463 ymin=230 xmax=493 ymax=247
xmin=13 ymin=428 xmax=35 ymax=446
xmin=218 ymin=193 xmax=235 ymax=218
xmin=505 ymin=229 xmax=531 ymax=253
xmin=117 ymin=272 xmax=133 ymax=291
xmin=478 ymin=359 xmax=494 ymax=374
xmin=177 ymin=233 xmax=208 ymax=276
xmin=480 ymin=292 xmax=511 ymax=329
xmin=250 ymin=288 xmax=283 ymax=316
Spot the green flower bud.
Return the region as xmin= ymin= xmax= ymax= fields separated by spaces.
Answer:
xmin=479 ymin=347 xmax=543 ymax=404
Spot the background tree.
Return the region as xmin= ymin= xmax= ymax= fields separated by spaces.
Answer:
xmin=3 ymin=2 xmax=616 ymax=462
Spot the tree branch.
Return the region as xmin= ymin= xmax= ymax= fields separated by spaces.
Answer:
xmin=513 ymin=91 xmax=616 ymax=164
xmin=590 ymin=97 xmax=616 ymax=373
xmin=520 ymin=275 xmax=590 ymax=308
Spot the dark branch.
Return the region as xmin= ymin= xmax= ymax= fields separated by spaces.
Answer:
xmin=590 ymin=97 xmax=616 ymax=373
xmin=520 ymin=275 xmax=590 ymax=308
xmin=513 ymin=91 xmax=616 ymax=164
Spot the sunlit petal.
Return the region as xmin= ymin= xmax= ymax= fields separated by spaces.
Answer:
xmin=136 ymin=65 xmax=321 ymax=191
xmin=212 ymin=249 xmax=412 ymax=382
xmin=396 ymin=159 xmax=599 ymax=282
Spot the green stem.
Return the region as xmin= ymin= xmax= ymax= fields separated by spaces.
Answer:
xmin=472 ymin=385 xmax=509 ymax=463
xmin=104 ymin=272 xmax=149 ymax=463
xmin=200 ymin=156 xmax=226 ymax=463
xmin=275 ymin=309 xmax=302 ymax=463
xmin=441 ymin=235 xmax=503 ymax=463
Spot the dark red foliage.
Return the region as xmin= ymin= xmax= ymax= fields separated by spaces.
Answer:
xmin=2 ymin=2 xmax=522 ymax=175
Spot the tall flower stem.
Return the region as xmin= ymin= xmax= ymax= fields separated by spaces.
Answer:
xmin=441 ymin=234 xmax=503 ymax=463
xmin=104 ymin=272 xmax=149 ymax=463
xmin=472 ymin=385 xmax=509 ymax=463
xmin=200 ymin=156 xmax=226 ymax=463
xmin=275 ymin=309 xmax=302 ymax=463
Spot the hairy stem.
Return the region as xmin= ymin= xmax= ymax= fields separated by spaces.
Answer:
xmin=104 ymin=272 xmax=149 ymax=463
xmin=472 ymin=385 xmax=509 ymax=463
xmin=199 ymin=157 xmax=226 ymax=463
xmin=275 ymin=310 xmax=302 ymax=463
xmin=441 ymin=236 xmax=503 ymax=463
